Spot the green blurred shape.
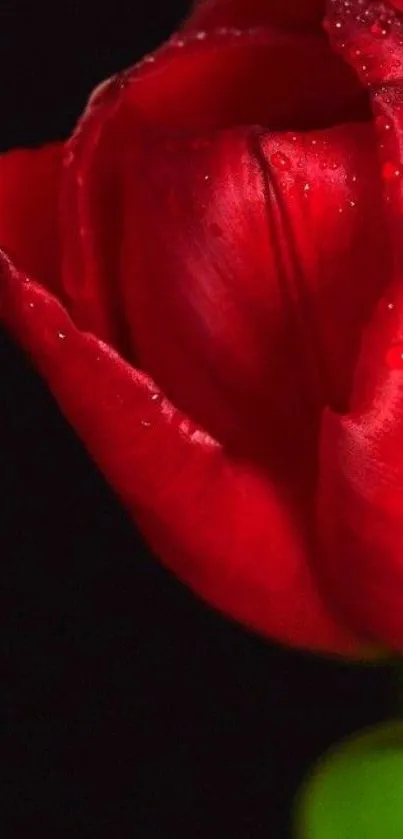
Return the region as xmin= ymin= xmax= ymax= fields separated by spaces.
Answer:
xmin=294 ymin=721 xmax=403 ymax=839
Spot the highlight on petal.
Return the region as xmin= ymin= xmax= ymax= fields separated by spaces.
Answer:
xmin=0 ymin=247 xmax=378 ymax=658
xmin=0 ymin=143 xmax=63 ymax=295
xmin=184 ymin=0 xmax=325 ymax=33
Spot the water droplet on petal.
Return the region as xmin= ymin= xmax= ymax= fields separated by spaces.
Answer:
xmin=386 ymin=343 xmax=403 ymax=369
xmin=371 ymin=20 xmax=389 ymax=37
xmin=58 ymin=331 xmax=66 ymax=340
xmin=270 ymin=151 xmax=291 ymax=171
xmin=383 ymin=161 xmax=402 ymax=180
xmin=376 ymin=114 xmax=392 ymax=132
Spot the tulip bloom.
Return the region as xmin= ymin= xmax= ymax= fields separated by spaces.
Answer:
xmin=1 ymin=0 xmax=402 ymax=657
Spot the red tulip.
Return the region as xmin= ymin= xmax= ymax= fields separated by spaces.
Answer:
xmin=1 ymin=0 xmax=402 ymax=657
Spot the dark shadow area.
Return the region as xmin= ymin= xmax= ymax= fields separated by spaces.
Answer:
xmin=1 ymin=2 xmax=395 ymax=837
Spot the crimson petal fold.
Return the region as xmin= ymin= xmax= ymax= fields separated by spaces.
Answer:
xmin=0 ymin=249 xmax=374 ymax=657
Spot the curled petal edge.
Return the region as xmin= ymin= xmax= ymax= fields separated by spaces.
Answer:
xmin=0 ymin=248 xmax=384 ymax=659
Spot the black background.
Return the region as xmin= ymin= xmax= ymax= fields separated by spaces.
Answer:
xmin=1 ymin=2 xmax=395 ymax=837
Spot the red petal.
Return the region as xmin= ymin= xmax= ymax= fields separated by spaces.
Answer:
xmin=131 ymin=29 xmax=366 ymax=131
xmin=181 ymin=2 xmax=366 ymax=124
xmin=318 ymin=284 xmax=403 ymax=651
xmin=0 ymin=248 xmax=376 ymax=657
xmin=184 ymin=0 xmax=325 ymax=33
xmin=85 ymin=27 xmax=367 ymax=141
xmin=317 ymin=0 xmax=403 ymax=650
xmin=60 ymin=68 xmax=390 ymax=500
xmin=0 ymin=143 xmax=63 ymax=295
xmin=324 ymin=0 xmax=403 ymax=87
xmin=58 ymin=26 xmax=370 ymax=356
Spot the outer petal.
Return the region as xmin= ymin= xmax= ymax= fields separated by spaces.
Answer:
xmin=0 ymin=143 xmax=63 ymax=295
xmin=181 ymin=1 xmax=365 ymax=122
xmin=59 ymin=57 xmax=389 ymax=499
xmin=184 ymin=0 xmax=325 ymax=33
xmin=0 ymin=248 xmax=378 ymax=657
xmin=317 ymin=0 xmax=403 ymax=650
xmin=85 ymin=28 xmax=367 ymax=140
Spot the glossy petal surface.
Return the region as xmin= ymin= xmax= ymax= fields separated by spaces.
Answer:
xmin=0 ymin=248 xmax=375 ymax=657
